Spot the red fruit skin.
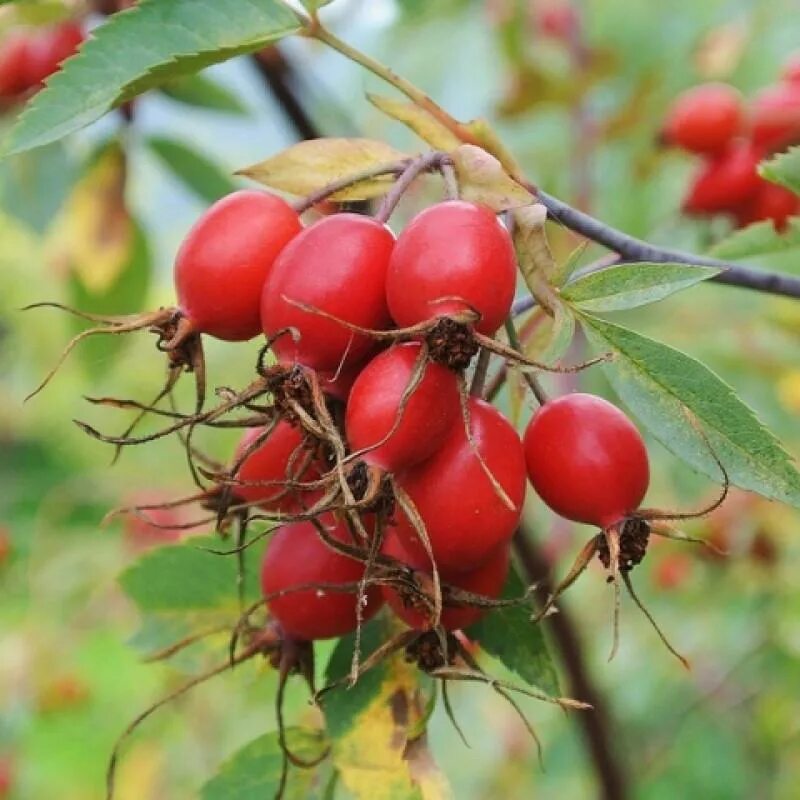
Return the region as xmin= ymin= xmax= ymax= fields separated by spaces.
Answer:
xmin=0 ymin=34 xmax=31 ymax=98
xmin=661 ymin=83 xmax=745 ymax=155
xmin=734 ymin=180 xmax=800 ymax=231
xmin=393 ymin=398 xmax=526 ymax=572
xmin=261 ymin=519 xmax=383 ymax=641
xmin=235 ymin=420 xmax=321 ymax=513
xmin=262 ymin=214 xmax=394 ymax=371
xmin=386 ymin=201 xmax=516 ymax=336
xmin=523 ymin=393 xmax=649 ymax=528
xmin=24 ymin=22 xmax=84 ymax=89
xmin=175 ymin=190 xmax=302 ymax=342
xmin=751 ymin=83 xmax=800 ymax=152
xmin=682 ymin=142 xmax=761 ymax=215
xmin=345 ymin=342 xmax=461 ymax=472
xmin=382 ymin=530 xmax=509 ymax=631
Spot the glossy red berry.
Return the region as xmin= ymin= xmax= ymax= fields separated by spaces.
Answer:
xmin=175 ymin=190 xmax=302 ymax=341
xmin=382 ymin=531 xmax=509 ymax=631
xmin=386 ymin=201 xmax=516 ymax=336
xmin=345 ymin=342 xmax=461 ymax=472
xmin=682 ymin=141 xmax=761 ymax=215
xmin=24 ymin=22 xmax=84 ymax=89
xmin=734 ymin=179 xmax=800 ymax=231
xmin=523 ymin=393 xmax=649 ymax=528
xmin=235 ymin=420 xmax=322 ymax=513
xmin=661 ymin=83 xmax=744 ymax=155
xmin=0 ymin=34 xmax=31 ymax=98
xmin=261 ymin=518 xmax=383 ymax=641
xmin=751 ymin=83 xmax=800 ymax=151
xmin=393 ymin=397 xmax=526 ymax=572
xmin=261 ymin=213 xmax=394 ymax=372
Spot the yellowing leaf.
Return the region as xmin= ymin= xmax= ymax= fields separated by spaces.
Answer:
xmin=238 ymin=138 xmax=411 ymax=201
xmin=46 ymin=141 xmax=132 ymax=294
xmin=367 ymin=93 xmax=462 ymax=152
xmin=323 ymin=621 xmax=449 ymax=800
xmin=452 ymin=144 xmax=533 ymax=212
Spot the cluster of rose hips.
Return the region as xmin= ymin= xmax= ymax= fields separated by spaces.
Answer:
xmin=0 ymin=21 xmax=84 ymax=105
xmin=661 ymin=54 xmax=800 ymax=231
xmin=36 ymin=157 xmax=727 ymax=790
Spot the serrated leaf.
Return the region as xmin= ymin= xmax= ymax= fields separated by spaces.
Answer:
xmin=468 ymin=567 xmax=559 ymax=697
xmin=201 ymin=728 xmax=327 ymax=800
xmin=760 ymin=146 xmax=800 ymax=196
xmin=120 ymin=535 xmax=260 ymax=613
xmin=159 ymin=73 xmax=248 ymax=115
xmin=580 ymin=314 xmax=800 ymax=507
xmin=3 ymin=0 xmax=300 ymax=156
xmin=46 ymin=141 xmax=132 ymax=294
xmin=708 ymin=217 xmax=800 ymax=259
xmin=322 ymin=619 xmax=442 ymax=800
xmin=367 ymin=93 xmax=462 ymax=152
xmin=147 ymin=136 xmax=237 ymax=204
xmin=452 ymin=144 xmax=533 ymax=212
xmin=562 ymin=263 xmax=720 ymax=312
xmin=238 ymin=138 xmax=409 ymax=201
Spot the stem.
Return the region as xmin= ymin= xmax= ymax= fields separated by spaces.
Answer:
xmin=293 ymin=160 xmax=409 ymax=213
xmin=503 ymin=319 xmax=549 ymax=405
xmin=536 ymin=189 xmax=800 ymax=300
xmin=513 ymin=527 xmax=630 ymax=800
xmin=469 ymin=349 xmax=491 ymax=397
xmin=375 ymin=152 xmax=446 ymax=223
xmin=311 ymin=25 xmax=481 ymax=147
xmin=439 ymin=155 xmax=460 ymax=200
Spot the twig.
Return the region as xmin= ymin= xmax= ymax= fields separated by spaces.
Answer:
xmin=536 ymin=190 xmax=800 ymax=299
xmin=513 ymin=527 xmax=630 ymax=800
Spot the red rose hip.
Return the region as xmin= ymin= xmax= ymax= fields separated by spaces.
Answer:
xmin=261 ymin=213 xmax=394 ymax=371
xmin=345 ymin=342 xmax=461 ymax=472
xmin=175 ymin=190 xmax=302 ymax=341
xmin=661 ymin=83 xmax=744 ymax=155
xmin=261 ymin=519 xmax=383 ymax=641
xmin=523 ymin=393 xmax=649 ymax=528
xmin=393 ymin=397 xmax=526 ymax=572
xmin=386 ymin=201 xmax=516 ymax=336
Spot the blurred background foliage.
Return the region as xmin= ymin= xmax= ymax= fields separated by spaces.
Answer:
xmin=1 ymin=0 xmax=800 ymax=797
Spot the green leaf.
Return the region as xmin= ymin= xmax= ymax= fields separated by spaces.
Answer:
xmin=119 ymin=535 xmax=260 ymax=613
xmin=367 ymin=93 xmax=462 ymax=152
xmin=452 ymin=144 xmax=533 ymax=212
xmin=708 ymin=218 xmax=800 ymax=260
xmin=322 ymin=619 xmax=435 ymax=800
xmin=159 ymin=73 xmax=249 ymax=115
xmin=238 ymin=138 xmax=409 ymax=201
xmin=580 ymin=314 xmax=800 ymax=507
xmin=3 ymin=0 xmax=300 ymax=156
xmin=562 ymin=263 xmax=720 ymax=312
xmin=322 ymin=618 xmax=389 ymax=740
xmin=468 ymin=567 xmax=560 ymax=697
xmin=200 ymin=728 xmax=327 ymax=800
xmin=760 ymin=146 xmax=800 ymax=196
xmin=147 ymin=136 xmax=237 ymax=204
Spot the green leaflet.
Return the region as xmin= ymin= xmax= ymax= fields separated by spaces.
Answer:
xmin=580 ymin=314 xmax=800 ymax=507
xmin=3 ymin=0 xmax=300 ymax=155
